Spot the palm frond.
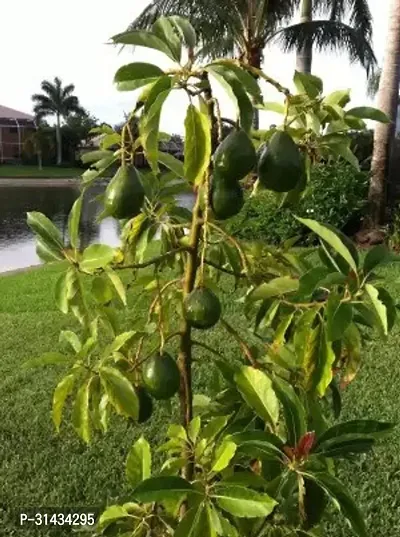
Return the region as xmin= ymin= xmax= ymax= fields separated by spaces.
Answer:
xmin=367 ymin=68 xmax=382 ymax=98
xmin=61 ymin=83 xmax=75 ymax=99
xmin=314 ymin=0 xmax=372 ymax=38
xmin=274 ymin=19 xmax=376 ymax=75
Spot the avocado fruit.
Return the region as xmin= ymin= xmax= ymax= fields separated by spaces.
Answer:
xmin=135 ymin=386 xmax=153 ymax=423
xmin=258 ymin=131 xmax=303 ymax=192
xmin=104 ymin=164 xmax=145 ymax=219
xmin=142 ymin=352 xmax=180 ymax=400
xmin=214 ymin=130 xmax=256 ymax=183
xmin=211 ymin=180 xmax=244 ymax=220
xmin=184 ymin=287 xmax=221 ymax=329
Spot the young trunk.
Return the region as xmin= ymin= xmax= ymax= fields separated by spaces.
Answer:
xmin=366 ymin=0 xmax=400 ymax=228
xmin=248 ymin=47 xmax=263 ymax=130
xmin=56 ymin=114 xmax=62 ymax=166
xmin=296 ymin=0 xmax=313 ymax=74
xmin=38 ymin=150 xmax=43 ymax=170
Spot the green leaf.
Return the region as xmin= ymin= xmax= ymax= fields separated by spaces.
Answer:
xmin=68 ymin=196 xmax=82 ymax=249
xmin=100 ymin=132 xmax=121 ymax=149
xmin=228 ymin=430 xmax=284 ymax=450
xmin=59 ymin=330 xmax=82 ymax=353
xmin=259 ymin=101 xmax=285 ymax=114
xmin=316 ymin=420 xmax=395 ymax=446
xmin=363 ymin=244 xmax=395 ymax=274
xmin=376 ymin=287 xmax=397 ymax=331
xmin=188 ymin=416 xmax=201 ymax=444
xmin=303 ymin=471 xmax=367 ymax=537
xmin=212 ymin=441 xmax=237 ymax=473
xmin=296 ymin=218 xmax=358 ymax=273
xmin=365 ymin=283 xmax=388 ymax=336
xmin=184 ymin=104 xmax=211 ymax=185
xmin=208 ymin=60 xmax=263 ymax=103
xmin=36 ymin=237 xmax=64 ymax=263
xmin=174 ymin=503 xmax=212 ymax=537
xmin=314 ymin=434 xmax=375 ymax=458
xmin=207 ymin=65 xmax=254 ymax=132
xmin=106 ymin=269 xmax=127 ymax=306
xmin=330 ymin=143 xmax=360 ymax=170
xmin=235 ymin=440 xmax=284 ymax=463
xmin=272 ymin=377 xmax=306 ymax=447
xmin=23 ymin=352 xmax=69 ymax=369
xmin=326 ymin=299 xmax=353 ymax=342
xmin=80 ymin=150 xmax=113 ymax=164
xmin=234 ymin=366 xmax=279 ymax=427
xmin=152 ymin=16 xmax=182 ymax=63
xmin=27 ymin=211 xmax=64 ymax=252
xmin=99 ymin=367 xmax=139 ymax=420
xmin=249 ymin=276 xmax=299 ymax=302
xmin=158 ymin=151 xmax=185 ymax=178
xmin=52 ymin=374 xmax=76 ymax=432
xmin=323 ymin=89 xmax=351 ymax=107
xmin=212 ymin=485 xmax=277 ymax=518
xmin=126 ymin=436 xmax=152 ymax=487
xmin=80 ymin=244 xmax=115 ymax=272
xmin=92 ymin=276 xmax=114 ymax=304
xmin=201 ymin=415 xmax=230 ymax=441
xmin=54 ymin=268 xmax=77 ymax=314
xmin=315 ymin=325 xmax=336 ymax=397
xmin=346 ymin=106 xmax=390 ymax=123
xmin=293 ymin=71 xmax=323 ymax=98
xmin=98 ymin=505 xmax=130 ymax=529
xmin=114 ymin=62 xmax=164 ymax=91
xmin=72 ymin=379 xmax=91 ymax=443
xmin=168 ymin=16 xmax=196 ymax=49
xmin=133 ymin=476 xmax=197 ymax=503
xmin=111 ymin=29 xmax=178 ymax=62
xmin=297 ymin=267 xmax=331 ymax=299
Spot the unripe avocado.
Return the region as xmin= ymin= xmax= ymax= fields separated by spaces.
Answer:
xmin=211 ymin=180 xmax=244 ymax=220
xmin=142 ymin=352 xmax=180 ymax=400
xmin=184 ymin=287 xmax=221 ymax=329
xmin=214 ymin=130 xmax=256 ymax=183
xmin=104 ymin=164 xmax=145 ymax=219
xmin=258 ymin=131 xmax=303 ymax=192
xmin=135 ymin=386 xmax=153 ymax=423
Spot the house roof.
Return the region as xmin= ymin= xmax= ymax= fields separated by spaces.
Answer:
xmin=0 ymin=105 xmax=34 ymax=121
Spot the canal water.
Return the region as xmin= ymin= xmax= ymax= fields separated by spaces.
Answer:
xmin=0 ymin=183 xmax=193 ymax=273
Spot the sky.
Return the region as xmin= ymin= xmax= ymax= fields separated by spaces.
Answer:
xmin=0 ymin=0 xmax=389 ymax=133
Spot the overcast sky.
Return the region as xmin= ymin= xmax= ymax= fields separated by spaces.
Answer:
xmin=0 ymin=1 xmax=389 ymax=132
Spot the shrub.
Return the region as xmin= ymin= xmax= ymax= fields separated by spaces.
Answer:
xmin=227 ymin=162 xmax=368 ymax=244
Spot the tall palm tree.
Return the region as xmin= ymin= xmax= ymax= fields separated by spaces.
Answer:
xmin=128 ymin=0 xmax=375 ymax=128
xmin=32 ymin=77 xmax=85 ymax=165
xmin=366 ymin=0 xmax=400 ymax=228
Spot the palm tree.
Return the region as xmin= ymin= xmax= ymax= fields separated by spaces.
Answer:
xmin=366 ymin=0 xmax=400 ymax=229
xmin=128 ymin=1 xmax=375 ymax=128
xmin=32 ymin=77 xmax=85 ymax=165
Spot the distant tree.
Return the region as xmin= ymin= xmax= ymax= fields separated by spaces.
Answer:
xmin=62 ymin=112 xmax=98 ymax=163
xmin=32 ymin=77 xmax=85 ymax=165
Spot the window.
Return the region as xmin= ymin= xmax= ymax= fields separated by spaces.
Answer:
xmin=9 ymin=127 xmax=17 ymax=134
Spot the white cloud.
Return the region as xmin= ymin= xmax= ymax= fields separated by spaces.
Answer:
xmin=0 ymin=0 xmax=388 ymax=131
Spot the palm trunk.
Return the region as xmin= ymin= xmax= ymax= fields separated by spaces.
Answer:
xmin=56 ymin=114 xmax=62 ymax=166
xmin=249 ymin=48 xmax=263 ymax=130
xmin=366 ymin=0 xmax=400 ymax=228
xmin=296 ymin=0 xmax=313 ymax=74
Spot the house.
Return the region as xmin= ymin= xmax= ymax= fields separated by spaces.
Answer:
xmin=0 ymin=105 xmax=36 ymax=163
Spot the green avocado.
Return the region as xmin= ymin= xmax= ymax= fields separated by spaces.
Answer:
xmin=211 ymin=180 xmax=244 ymax=220
xmin=135 ymin=386 xmax=153 ymax=423
xmin=258 ymin=131 xmax=303 ymax=192
xmin=142 ymin=352 xmax=180 ymax=400
xmin=104 ymin=164 xmax=145 ymax=219
xmin=214 ymin=129 xmax=256 ymax=183
xmin=184 ymin=287 xmax=221 ymax=329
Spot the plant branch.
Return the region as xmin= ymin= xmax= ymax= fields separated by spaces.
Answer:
xmin=191 ymin=340 xmax=225 ymax=359
xmin=114 ymin=247 xmax=191 ymax=270
xmin=220 ymin=318 xmax=257 ymax=367
xmin=208 ymin=222 xmax=250 ymax=275
xmin=204 ymin=258 xmax=246 ymax=278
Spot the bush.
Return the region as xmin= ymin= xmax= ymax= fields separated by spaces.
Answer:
xmin=226 ymin=162 xmax=368 ymax=244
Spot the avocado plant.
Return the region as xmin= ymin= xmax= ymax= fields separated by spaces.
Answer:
xmin=25 ymin=15 xmax=397 ymax=537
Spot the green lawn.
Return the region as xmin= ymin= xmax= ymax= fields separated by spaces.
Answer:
xmin=0 ymin=165 xmax=83 ymax=178
xmin=1 ymin=262 xmax=400 ymax=535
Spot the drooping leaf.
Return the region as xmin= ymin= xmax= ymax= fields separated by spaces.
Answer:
xmin=342 ymin=323 xmax=362 ymax=385
xmin=158 ymin=151 xmax=185 ymax=178
xmin=27 ymin=211 xmax=64 ymax=252
xmin=111 ymin=29 xmax=178 ymax=62
xmin=168 ymin=16 xmax=197 ymax=49
xmin=234 ymin=366 xmax=279 ymax=427
xmin=54 ymin=268 xmax=77 ymax=314
xmin=22 ymin=352 xmax=70 ymax=369
xmin=316 ymin=420 xmax=395 ymax=446
xmin=293 ymin=71 xmax=323 ymax=98
xmin=326 ymin=297 xmax=353 ymax=342
xmin=346 ymin=107 xmax=390 ymax=123
xmin=99 ymin=367 xmax=139 ymax=420
xmin=114 ymin=62 xmax=164 ymax=91
xmin=296 ymin=218 xmax=357 ymax=273
xmin=272 ymin=377 xmax=306 ymax=447
xmin=106 ymin=268 xmax=127 ymax=306
xmin=212 ymin=485 xmax=277 ymax=518
xmin=365 ymin=284 xmax=388 ymax=336
xmin=80 ymin=244 xmax=115 ymax=273
xmin=323 ymin=89 xmax=351 ymax=107
xmin=376 ymin=287 xmax=397 ymax=331
xmin=52 ymin=374 xmax=76 ymax=432
xmin=68 ymin=195 xmax=83 ymax=249
xmin=133 ymin=476 xmax=197 ymax=503
xmin=201 ymin=415 xmax=230 ymax=442
xmin=184 ymin=104 xmax=211 ymax=185
xmin=249 ymin=277 xmax=299 ymax=302
xmin=36 ymin=237 xmax=64 ymax=263
xmin=174 ymin=503 xmax=213 ymax=537
xmin=303 ymin=472 xmax=367 ymax=537
xmin=80 ymin=150 xmax=113 ymax=164
xmin=59 ymin=330 xmax=82 ymax=353
xmin=363 ymin=244 xmax=396 ymax=275
xmin=126 ymin=436 xmax=152 ymax=487
xmin=207 ymin=60 xmax=263 ymax=103
xmin=188 ymin=416 xmax=201 ymax=444
xmin=297 ymin=267 xmax=331 ymax=299
xmin=314 ymin=434 xmax=375 ymax=458
xmin=92 ymin=276 xmax=114 ymax=305
xmin=72 ymin=379 xmax=91 ymax=443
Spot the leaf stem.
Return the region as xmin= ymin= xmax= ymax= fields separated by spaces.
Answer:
xmin=220 ymin=318 xmax=257 ymax=366
xmin=114 ymin=247 xmax=191 ymax=270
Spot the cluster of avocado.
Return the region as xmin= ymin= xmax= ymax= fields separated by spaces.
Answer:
xmin=104 ymin=164 xmax=145 ymax=219
xmin=211 ymin=129 xmax=256 ymax=220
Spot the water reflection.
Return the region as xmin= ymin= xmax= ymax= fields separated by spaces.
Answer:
xmin=0 ymin=184 xmax=193 ymax=273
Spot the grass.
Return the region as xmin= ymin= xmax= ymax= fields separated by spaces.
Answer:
xmin=1 ymin=261 xmax=400 ymax=535
xmin=0 ymin=165 xmax=83 ymax=178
